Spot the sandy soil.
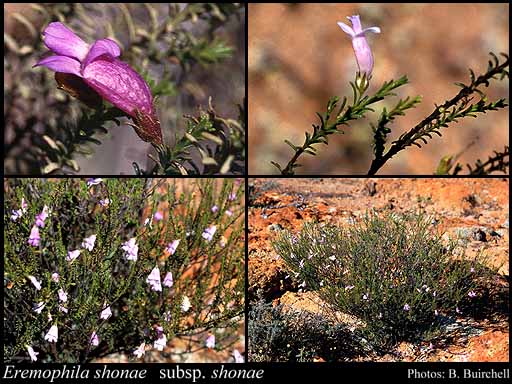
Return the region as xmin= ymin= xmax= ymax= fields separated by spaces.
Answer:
xmin=248 ymin=178 xmax=509 ymax=362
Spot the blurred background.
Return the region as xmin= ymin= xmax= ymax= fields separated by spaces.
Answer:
xmin=248 ymin=3 xmax=509 ymax=175
xmin=4 ymin=3 xmax=245 ymax=174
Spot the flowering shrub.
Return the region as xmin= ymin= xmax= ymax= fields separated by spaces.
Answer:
xmin=272 ymin=212 xmax=496 ymax=350
xmin=4 ymin=178 xmax=245 ymax=362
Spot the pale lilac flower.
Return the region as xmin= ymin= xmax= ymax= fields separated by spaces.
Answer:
xmin=26 ymin=345 xmax=39 ymax=362
xmin=164 ymin=311 xmax=172 ymax=322
xmin=66 ymin=249 xmax=81 ymax=262
xmin=133 ymin=342 xmax=146 ymax=358
xmin=220 ymin=236 xmax=227 ymax=248
xmin=345 ymin=285 xmax=355 ymax=291
xmin=154 ymin=333 xmax=167 ymax=351
xmin=154 ymin=211 xmax=164 ymax=221
xmin=378 ymin=312 xmax=383 ymax=319
xmin=233 ymin=349 xmax=244 ymax=363
xmin=211 ymin=205 xmax=219 ymax=213
xmin=456 ymin=307 xmax=461 ymax=314
xmin=434 ymin=309 xmax=439 ymax=316
xmin=432 ymin=291 xmax=437 ymax=297
xmin=90 ymin=331 xmax=99 ymax=346
xmin=99 ymin=198 xmax=111 ymax=207
xmin=202 ymin=225 xmax=217 ymax=242
xmin=35 ymin=205 xmax=49 ymax=227
xmin=403 ymin=304 xmax=410 ymax=311
xmin=165 ymin=240 xmax=180 ymax=255
xmin=144 ymin=218 xmax=150 ymax=226
xmin=10 ymin=209 xmax=24 ymax=222
xmin=87 ymin=178 xmax=103 ymax=187
xmin=34 ymin=23 xmax=162 ymax=145
xmin=146 ymin=267 xmax=162 ymax=292
xmin=181 ymin=296 xmax=191 ymax=312
xmin=163 ymin=272 xmax=174 ymax=288
xmin=58 ymin=288 xmax=68 ymax=303
xmin=362 ymin=293 xmax=369 ymax=300
xmin=48 ymin=312 xmax=52 ymax=322
xmin=122 ymin=238 xmax=138 ymax=261
xmin=320 ymin=280 xmax=324 ymax=287
xmin=470 ymin=267 xmax=475 ymax=273
xmin=28 ymin=225 xmax=41 ymax=247
xmin=51 ymin=273 xmax=60 ymax=282
xmin=81 ymin=234 xmax=97 ymax=251
xmin=228 ymin=192 xmax=237 ymax=201
xmin=299 ymin=259 xmax=305 ymax=269
xmin=468 ymin=291 xmax=477 ymax=298
xmin=100 ymin=304 xmax=112 ymax=320
xmin=205 ymin=334 xmax=215 ymax=349
xmin=298 ymin=281 xmax=306 ymax=289
xmin=337 ymin=15 xmax=381 ymax=77
xmin=33 ymin=301 xmax=46 ymax=314
xmin=328 ymin=255 xmax=336 ymax=261
xmin=44 ymin=325 xmax=58 ymax=343
xmin=225 ymin=209 xmax=233 ymax=217
xmin=58 ymin=305 xmax=68 ymax=313
xmin=27 ymin=275 xmax=41 ymax=290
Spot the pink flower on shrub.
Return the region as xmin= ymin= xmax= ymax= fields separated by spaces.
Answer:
xmin=58 ymin=288 xmax=68 ymax=303
xmin=470 ymin=267 xmax=475 ymax=273
xmin=133 ymin=342 xmax=146 ymax=358
xmin=233 ymin=349 xmax=244 ymax=363
xmin=228 ymin=192 xmax=237 ymax=201
xmin=90 ymin=331 xmax=99 ymax=346
xmin=59 ymin=305 xmax=68 ymax=313
xmin=26 ymin=345 xmax=39 ymax=362
xmin=225 ymin=209 xmax=233 ymax=217
xmin=81 ymin=234 xmax=97 ymax=251
xmin=122 ymin=238 xmax=138 ymax=261
xmin=403 ymin=304 xmax=410 ymax=311
xmin=11 ymin=198 xmax=28 ymax=221
xmin=35 ymin=205 xmax=49 ymax=227
xmin=33 ymin=301 xmax=46 ymax=314
xmin=468 ymin=291 xmax=477 ymax=298
xmin=34 ymin=23 xmax=162 ymax=145
xmin=165 ymin=240 xmax=180 ymax=255
xmin=100 ymin=304 xmax=112 ymax=320
xmin=146 ymin=267 xmax=162 ymax=292
xmin=153 ymin=211 xmax=164 ymax=221
xmin=27 ymin=275 xmax=41 ymax=290
xmin=163 ymin=272 xmax=174 ymax=288
xmin=28 ymin=225 xmax=41 ymax=247
xmin=211 ymin=205 xmax=219 ymax=213
xmin=44 ymin=325 xmax=58 ymax=343
xmin=51 ymin=273 xmax=60 ymax=282
xmin=99 ymin=198 xmax=111 ymax=207
xmin=86 ymin=178 xmax=103 ymax=187
xmin=345 ymin=285 xmax=355 ymax=291
xmin=202 ymin=225 xmax=217 ymax=242
xmin=205 ymin=334 xmax=215 ymax=349
xmin=337 ymin=15 xmax=381 ymax=77
xmin=66 ymin=249 xmax=81 ymax=262
xmin=154 ymin=334 xmax=167 ymax=351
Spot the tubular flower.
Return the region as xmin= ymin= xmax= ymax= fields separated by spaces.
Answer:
xmin=34 ymin=22 xmax=162 ymax=145
xmin=337 ymin=15 xmax=381 ymax=77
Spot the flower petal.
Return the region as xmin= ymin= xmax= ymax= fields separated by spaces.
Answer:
xmin=83 ymin=38 xmax=121 ymax=68
xmin=34 ymin=55 xmax=82 ymax=76
xmin=83 ymin=56 xmax=153 ymax=117
xmin=337 ymin=22 xmax=355 ymax=37
xmin=346 ymin=15 xmax=363 ymax=34
xmin=42 ymin=22 xmax=90 ymax=62
xmin=358 ymin=27 xmax=381 ymax=36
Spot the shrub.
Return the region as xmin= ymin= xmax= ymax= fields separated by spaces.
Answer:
xmin=272 ymin=212 xmax=495 ymax=350
xmin=4 ymin=178 xmax=244 ymax=363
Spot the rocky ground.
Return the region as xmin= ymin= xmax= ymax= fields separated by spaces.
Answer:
xmin=248 ymin=178 xmax=509 ymax=361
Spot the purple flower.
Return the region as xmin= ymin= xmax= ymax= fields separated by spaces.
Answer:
xmin=99 ymin=198 xmax=111 ymax=207
xmin=403 ymin=304 xmax=410 ymax=311
xmin=202 ymin=225 xmax=217 ymax=242
xmin=44 ymin=325 xmax=58 ymax=343
xmin=233 ymin=349 xmax=244 ymax=363
xmin=34 ymin=22 xmax=162 ymax=145
xmin=35 ymin=205 xmax=49 ymax=227
xmin=122 ymin=238 xmax=138 ymax=261
xmin=470 ymin=267 xmax=475 ymax=273
xmin=154 ymin=211 xmax=164 ymax=221
xmin=154 ymin=333 xmax=167 ymax=351
xmin=299 ymin=259 xmax=305 ymax=269
xmin=345 ymin=285 xmax=355 ymax=291
xmin=163 ymin=272 xmax=174 ymax=288
xmin=86 ymin=178 xmax=103 ymax=187
xmin=90 ymin=331 xmax=99 ymax=346
xmin=100 ymin=304 xmax=112 ymax=320
xmin=225 ymin=209 xmax=233 ymax=217
xmin=165 ymin=240 xmax=180 ymax=255
xmin=11 ymin=209 xmax=23 ymax=222
xmin=27 ymin=275 xmax=41 ymax=290
xmin=81 ymin=234 xmax=97 ymax=251
xmin=51 ymin=273 xmax=60 ymax=282
xmin=205 ymin=334 xmax=215 ymax=349
xmin=58 ymin=288 xmax=68 ymax=303
xmin=146 ymin=267 xmax=162 ymax=292
xmin=211 ymin=205 xmax=219 ymax=213
xmin=337 ymin=15 xmax=381 ymax=77
xmin=133 ymin=342 xmax=146 ymax=358
xmin=362 ymin=293 xmax=369 ymax=300
xmin=26 ymin=345 xmax=39 ymax=362
xmin=228 ymin=192 xmax=237 ymax=201
xmin=28 ymin=225 xmax=40 ymax=247
xmin=468 ymin=291 xmax=477 ymax=298
xmin=59 ymin=304 xmax=68 ymax=313
xmin=181 ymin=296 xmax=191 ymax=312
xmin=66 ymin=249 xmax=81 ymax=262
xmin=33 ymin=301 xmax=46 ymax=314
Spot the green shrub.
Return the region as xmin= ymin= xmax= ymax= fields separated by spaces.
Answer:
xmin=4 ymin=178 xmax=244 ymax=362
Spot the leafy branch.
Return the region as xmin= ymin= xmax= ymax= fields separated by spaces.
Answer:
xmin=272 ymin=74 xmax=411 ymax=175
xmin=368 ymin=52 xmax=509 ymax=175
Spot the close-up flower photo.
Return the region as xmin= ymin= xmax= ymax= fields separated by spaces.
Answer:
xmin=4 ymin=178 xmax=245 ymax=363
xmin=248 ymin=3 xmax=509 ymax=175
xmin=4 ymin=3 xmax=245 ymax=175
